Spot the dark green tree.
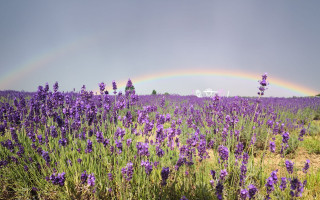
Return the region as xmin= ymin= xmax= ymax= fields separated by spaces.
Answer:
xmin=125 ymin=85 xmax=135 ymax=91
xmin=152 ymin=90 xmax=157 ymax=95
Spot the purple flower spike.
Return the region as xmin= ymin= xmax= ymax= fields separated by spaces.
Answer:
xmin=88 ymin=173 xmax=95 ymax=187
xmin=280 ymin=177 xmax=287 ymax=191
xmin=80 ymin=171 xmax=88 ymax=184
xmin=219 ymin=169 xmax=228 ymax=181
xmin=285 ymin=160 xmax=294 ymax=174
xmin=240 ymin=189 xmax=248 ymax=200
xmin=161 ymin=167 xmax=170 ymax=186
xmin=269 ymin=141 xmax=275 ymax=153
xmin=248 ymin=184 xmax=257 ymax=199
xmin=218 ymin=145 xmax=229 ymax=162
xmin=303 ymin=160 xmax=310 ymax=173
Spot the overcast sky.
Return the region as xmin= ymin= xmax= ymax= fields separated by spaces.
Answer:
xmin=0 ymin=0 xmax=319 ymax=97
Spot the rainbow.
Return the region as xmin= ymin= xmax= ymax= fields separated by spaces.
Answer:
xmin=0 ymin=33 xmax=101 ymax=90
xmin=110 ymin=69 xmax=318 ymax=96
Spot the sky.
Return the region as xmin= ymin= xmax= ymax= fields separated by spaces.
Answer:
xmin=0 ymin=0 xmax=319 ymax=97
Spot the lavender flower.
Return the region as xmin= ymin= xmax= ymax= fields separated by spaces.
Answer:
xmin=215 ymin=181 xmax=224 ymax=200
xmin=265 ymin=177 xmax=274 ymax=200
xmin=88 ymin=173 xmax=95 ymax=186
xmin=122 ymin=162 xmax=134 ymax=181
xmin=218 ymin=145 xmax=229 ymax=162
xmin=269 ymin=141 xmax=275 ymax=153
xmin=99 ymin=82 xmax=106 ymax=93
xmin=282 ymin=132 xmax=290 ymax=144
xmin=42 ymin=151 xmax=50 ymax=164
xmin=240 ymin=189 xmax=248 ymax=200
xmin=49 ymin=172 xmax=66 ymax=186
xmin=81 ymin=171 xmax=88 ymax=184
xmin=290 ymin=178 xmax=304 ymax=197
xmin=285 ymin=160 xmax=294 ymax=174
xmin=219 ymin=169 xmax=228 ymax=181
xmin=248 ymin=184 xmax=257 ymax=199
xmin=141 ymin=160 xmax=153 ymax=175
xmin=302 ymin=160 xmax=310 ymax=173
xmin=86 ymin=139 xmax=93 ymax=153
xmin=270 ymin=170 xmax=278 ymax=184
xmin=108 ymin=173 xmax=113 ymax=181
xmin=161 ymin=167 xmax=170 ymax=186
xmin=298 ymin=128 xmax=306 ymax=141
xmin=279 ymin=177 xmax=287 ymax=191
xmin=210 ymin=170 xmax=216 ymax=179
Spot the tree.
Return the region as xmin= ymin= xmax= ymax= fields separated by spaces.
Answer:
xmin=125 ymin=85 xmax=135 ymax=91
xmin=152 ymin=90 xmax=157 ymax=95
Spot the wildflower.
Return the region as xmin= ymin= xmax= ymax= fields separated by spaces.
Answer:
xmin=298 ymin=128 xmax=306 ymax=141
xmin=242 ymin=152 xmax=249 ymax=164
xmin=215 ymin=181 xmax=224 ymax=200
xmin=218 ymin=145 xmax=229 ymax=162
xmin=210 ymin=170 xmax=216 ymax=179
xmin=235 ymin=142 xmax=244 ymax=159
xmin=248 ymin=184 xmax=257 ymax=199
xmin=141 ymin=160 xmax=153 ymax=175
xmin=282 ymin=132 xmax=290 ymax=144
xmin=156 ymin=146 xmax=164 ymax=157
xmin=42 ymin=151 xmax=50 ymax=164
xmin=285 ymin=160 xmax=294 ymax=174
xmin=49 ymin=172 xmax=66 ymax=186
xmin=81 ymin=171 xmax=88 ymax=184
xmin=88 ymin=173 xmax=95 ymax=186
xmin=240 ymin=164 xmax=247 ymax=186
xmin=240 ymin=189 xmax=248 ymax=200
xmin=126 ymin=138 xmax=132 ymax=147
xmin=290 ymin=178 xmax=304 ymax=197
xmin=210 ymin=180 xmax=214 ymax=187
xmin=269 ymin=141 xmax=275 ymax=153
xmin=219 ymin=169 xmax=228 ymax=181
xmin=112 ymin=81 xmax=117 ymax=94
xmin=99 ymin=82 xmax=106 ymax=93
xmin=265 ymin=177 xmax=274 ymax=200
xmin=85 ymin=139 xmax=93 ymax=153
xmin=122 ymin=162 xmax=134 ymax=181
xmin=96 ymin=131 xmax=104 ymax=143
xmin=279 ymin=177 xmax=287 ymax=191
xmin=161 ymin=167 xmax=170 ymax=186
xmin=270 ymin=170 xmax=278 ymax=184
xmin=136 ymin=142 xmax=150 ymax=157
xmin=302 ymin=160 xmax=310 ymax=174
xmin=108 ymin=173 xmax=113 ymax=181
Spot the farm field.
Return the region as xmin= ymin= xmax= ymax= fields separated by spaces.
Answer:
xmin=1 ymin=78 xmax=320 ymax=200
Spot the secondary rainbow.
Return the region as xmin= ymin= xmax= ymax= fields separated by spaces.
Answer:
xmin=0 ymin=33 xmax=101 ymax=90
xmin=111 ymin=69 xmax=317 ymax=96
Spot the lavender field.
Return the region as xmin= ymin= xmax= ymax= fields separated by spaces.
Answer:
xmin=1 ymin=75 xmax=320 ymax=200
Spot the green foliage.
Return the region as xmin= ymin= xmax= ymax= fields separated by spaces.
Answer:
xmin=152 ymin=89 xmax=157 ymax=95
xmin=125 ymin=85 xmax=135 ymax=91
xmin=303 ymin=137 xmax=320 ymax=154
xmin=284 ymin=133 xmax=300 ymax=155
xmin=308 ymin=121 xmax=320 ymax=136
